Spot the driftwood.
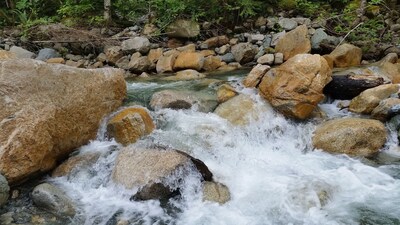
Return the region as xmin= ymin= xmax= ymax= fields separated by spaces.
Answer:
xmin=324 ymin=74 xmax=384 ymax=100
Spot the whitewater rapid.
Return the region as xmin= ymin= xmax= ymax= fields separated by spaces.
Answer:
xmin=51 ymin=72 xmax=400 ymax=225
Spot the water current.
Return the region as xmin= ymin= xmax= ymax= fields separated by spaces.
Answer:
xmin=51 ymin=70 xmax=400 ymax=225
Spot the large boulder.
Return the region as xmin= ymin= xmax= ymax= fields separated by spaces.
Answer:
xmin=150 ymin=90 xmax=218 ymax=112
xmin=259 ymin=54 xmax=332 ymax=119
xmin=173 ymin=52 xmax=205 ymax=71
xmin=231 ymin=43 xmax=257 ymax=64
xmin=349 ymin=84 xmax=399 ymax=114
xmin=312 ymin=118 xmax=387 ymax=157
xmin=0 ymin=174 xmax=9 ymax=207
xmin=166 ymin=19 xmax=200 ymax=38
xmin=121 ymin=37 xmax=151 ymax=54
xmin=32 ymin=183 xmax=76 ymax=217
xmin=0 ymin=59 xmax=126 ymax=184
xmin=275 ymin=25 xmax=311 ymax=61
xmin=107 ymin=107 xmax=155 ymax=146
xmin=112 ymin=147 xmax=212 ymax=200
xmin=328 ymin=44 xmax=362 ymax=68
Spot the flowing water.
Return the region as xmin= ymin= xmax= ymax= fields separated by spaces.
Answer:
xmin=47 ymin=70 xmax=400 ymax=225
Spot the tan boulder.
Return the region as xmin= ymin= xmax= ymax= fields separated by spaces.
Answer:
xmin=173 ymin=69 xmax=206 ymax=80
xmin=349 ymin=84 xmax=399 ymax=114
xmin=173 ymin=52 xmax=205 ymax=71
xmin=147 ymin=48 xmax=163 ymax=63
xmin=112 ymin=147 xmax=212 ymax=200
xmin=203 ymin=56 xmax=223 ymax=71
xmin=166 ymin=19 xmax=200 ymax=38
xmin=156 ymin=51 xmax=179 ymax=73
xmin=0 ymin=50 xmax=16 ymax=59
xmin=217 ymin=84 xmax=238 ymax=103
xmin=259 ymin=54 xmax=332 ymax=119
xmin=214 ymin=94 xmax=257 ymax=126
xmin=107 ymin=107 xmax=155 ymax=146
xmin=243 ymin=64 xmax=271 ymax=88
xmin=328 ymin=44 xmax=362 ymax=68
xmin=275 ymin=25 xmax=311 ymax=61
xmin=371 ymin=98 xmax=400 ymax=121
xmin=0 ymin=59 xmax=126 ymax=184
xmin=199 ymin=50 xmax=216 ymax=57
xmin=52 ymin=153 xmax=100 ymax=177
xmin=202 ymin=181 xmax=230 ymax=204
xmin=312 ymin=118 xmax=387 ymax=157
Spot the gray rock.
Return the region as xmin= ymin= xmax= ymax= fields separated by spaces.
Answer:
xmin=9 ymin=46 xmax=35 ymax=59
xmin=248 ymin=34 xmax=265 ymax=43
xmin=293 ymin=17 xmax=311 ymax=26
xmin=254 ymin=47 xmax=265 ymax=60
xmin=274 ymin=52 xmax=284 ymax=65
xmin=267 ymin=17 xmax=278 ymax=29
xmin=311 ymin=28 xmax=329 ymax=49
xmin=231 ymin=43 xmax=257 ymax=64
xmin=121 ymin=37 xmax=151 ymax=54
xmin=65 ymin=54 xmax=83 ymax=61
xmin=278 ymin=18 xmax=298 ymax=31
xmin=219 ymin=53 xmax=235 ymax=63
xmin=263 ymin=35 xmax=272 ymax=48
xmin=217 ymin=44 xmax=230 ymax=55
xmin=257 ymin=54 xmax=275 ymax=65
xmin=271 ymin=31 xmax=286 ymax=47
xmin=32 ymin=183 xmax=76 ymax=217
xmin=0 ymin=174 xmax=9 ymax=207
xmin=390 ymin=24 xmax=400 ymax=32
xmin=35 ymin=48 xmax=60 ymax=61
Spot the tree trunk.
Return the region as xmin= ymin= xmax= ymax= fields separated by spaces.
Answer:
xmin=104 ymin=0 xmax=111 ymax=24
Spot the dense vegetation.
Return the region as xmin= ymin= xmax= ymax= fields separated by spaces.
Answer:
xmin=0 ymin=0 xmax=397 ymax=44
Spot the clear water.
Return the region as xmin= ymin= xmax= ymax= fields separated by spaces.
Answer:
xmin=50 ymin=70 xmax=400 ymax=225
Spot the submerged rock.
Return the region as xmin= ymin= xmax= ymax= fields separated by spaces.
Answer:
xmin=214 ymin=94 xmax=257 ymax=126
xmin=52 ymin=153 xmax=101 ymax=177
xmin=371 ymin=98 xmax=400 ymax=121
xmin=150 ymin=90 xmax=218 ymax=112
xmin=174 ymin=69 xmax=206 ymax=80
xmin=349 ymin=84 xmax=399 ymax=114
xmin=259 ymin=54 xmax=332 ymax=119
xmin=312 ymin=118 xmax=387 ymax=157
xmin=217 ymin=84 xmax=238 ymax=103
xmin=0 ymin=59 xmax=126 ymax=184
xmin=202 ymin=181 xmax=230 ymax=204
xmin=32 ymin=183 xmax=76 ymax=217
xmin=112 ymin=147 xmax=212 ymax=200
xmin=107 ymin=107 xmax=155 ymax=146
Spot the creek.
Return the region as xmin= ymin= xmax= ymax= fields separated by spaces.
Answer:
xmin=29 ymin=70 xmax=400 ymax=224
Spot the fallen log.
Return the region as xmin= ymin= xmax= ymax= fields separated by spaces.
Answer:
xmin=324 ymin=73 xmax=385 ymax=100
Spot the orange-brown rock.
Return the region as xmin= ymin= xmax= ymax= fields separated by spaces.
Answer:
xmin=259 ymin=54 xmax=332 ymax=119
xmin=104 ymin=46 xmax=123 ymax=65
xmin=243 ymin=64 xmax=271 ymax=88
xmin=0 ymin=59 xmax=126 ymax=184
xmin=199 ymin=50 xmax=216 ymax=57
xmin=156 ymin=51 xmax=179 ymax=73
xmin=217 ymin=84 xmax=238 ymax=103
xmin=328 ymin=44 xmax=362 ymax=68
xmin=200 ymin=36 xmax=230 ymax=49
xmin=107 ymin=107 xmax=155 ymax=146
xmin=173 ymin=52 xmax=204 ymax=71
xmin=203 ymin=56 xmax=223 ymax=71
xmin=275 ymin=25 xmax=311 ymax=61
